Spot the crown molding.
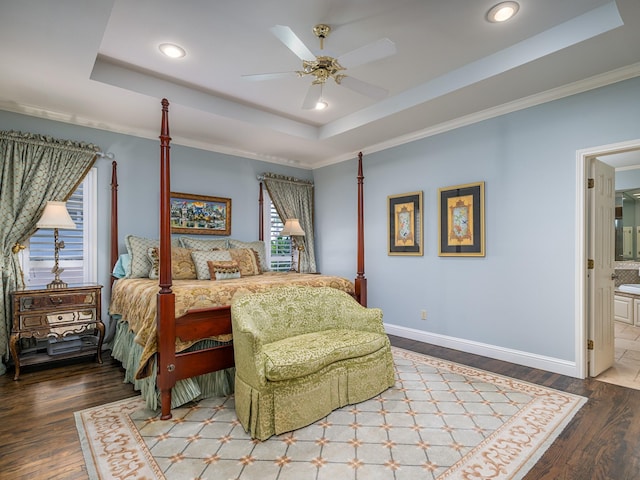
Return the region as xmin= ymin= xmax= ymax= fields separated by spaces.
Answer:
xmin=313 ymin=62 xmax=640 ymax=169
xmin=2 ymin=63 xmax=639 ymax=171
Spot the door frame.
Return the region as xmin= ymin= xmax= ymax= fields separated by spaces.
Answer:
xmin=576 ymin=138 xmax=640 ymax=378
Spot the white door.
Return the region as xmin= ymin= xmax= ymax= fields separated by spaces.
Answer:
xmin=589 ymin=158 xmax=615 ymax=376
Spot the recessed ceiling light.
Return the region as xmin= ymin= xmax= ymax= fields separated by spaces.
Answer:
xmin=487 ymin=2 xmax=520 ymax=23
xmin=159 ymin=43 xmax=186 ymax=58
xmin=315 ymin=100 xmax=328 ymax=110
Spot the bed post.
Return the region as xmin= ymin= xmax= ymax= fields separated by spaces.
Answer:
xmin=157 ymin=98 xmax=176 ymax=420
xmin=259 ymin=182 xmax=264 ymax=241
xmin=355 ymin=152 xmax=367 ymax=307
xmin=110 ymin=160 xmax=118 ymax=286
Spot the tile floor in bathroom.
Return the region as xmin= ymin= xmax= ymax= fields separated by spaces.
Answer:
xmin=595 ymin=322 xmax=640 ymax=389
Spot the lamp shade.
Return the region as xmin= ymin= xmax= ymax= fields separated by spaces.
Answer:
xmin=280 ymin=218 xmax=305 ymax=236
xmin=36 ymin=201 xmax=76 ymax=229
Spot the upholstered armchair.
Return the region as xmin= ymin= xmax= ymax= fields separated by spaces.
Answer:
xmin=230 ymin=285 xmax=395 ymax=440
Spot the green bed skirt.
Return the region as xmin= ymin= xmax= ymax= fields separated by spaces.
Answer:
xmin=110 ymin=318 xmax=235 ymax=411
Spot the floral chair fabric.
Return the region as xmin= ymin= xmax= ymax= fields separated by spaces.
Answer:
xmin=231 ymin=285 xmax=395 ymax=440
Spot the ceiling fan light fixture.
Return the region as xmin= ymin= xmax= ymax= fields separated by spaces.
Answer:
xmin=246 ymin=24 xmax=396 ymax=109
xmin=159 ymin=43 xmax=186 ymax=58
xmin=487 ymin=2 xmax=520 ymax=23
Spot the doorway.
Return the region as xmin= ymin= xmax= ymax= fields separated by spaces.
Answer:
xmin=577 ymin=139 xmax=640 ymax=379
xmin=597 ymin=323 xmax=640 ymax=388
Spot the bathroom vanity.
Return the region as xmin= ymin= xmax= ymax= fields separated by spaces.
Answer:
xmin=614 ymin=284 xmax=640 ymax=325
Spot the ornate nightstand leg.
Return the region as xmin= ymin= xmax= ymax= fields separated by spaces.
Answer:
xmin=95 ymin=321 xmax=105 ymax=364
xmin=9 ymin=334 xmax=20 ymax=380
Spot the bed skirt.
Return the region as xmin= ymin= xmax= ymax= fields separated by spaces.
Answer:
xmin=110 ymin=319 xmax=235 ymax=411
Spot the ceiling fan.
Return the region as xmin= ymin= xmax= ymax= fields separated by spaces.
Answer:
xmin=243 ymin=24 xmax=396 ymax=109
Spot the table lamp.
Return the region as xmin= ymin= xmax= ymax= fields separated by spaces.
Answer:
xmin=280 ymin=219 xmax=305 ymax=273
xmin=36 ymin=201 xmax=76 ymax=289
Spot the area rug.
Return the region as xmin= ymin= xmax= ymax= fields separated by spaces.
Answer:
xmin=75 ymin=347 xmax=586 ymax=479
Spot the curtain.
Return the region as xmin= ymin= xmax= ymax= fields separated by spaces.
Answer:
xmin=263 ymin=173 xmax=316 ymax=273
xmin=0 ymin=130 xmax=97 ymax=375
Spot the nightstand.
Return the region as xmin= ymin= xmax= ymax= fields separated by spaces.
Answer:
xmin=9 ymin=284 xmax=104 ymax=380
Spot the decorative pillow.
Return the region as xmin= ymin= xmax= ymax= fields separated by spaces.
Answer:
xmin=125 ymin=235 xmax=181 ymax=278
xmin=125 ymin=235 xmax=157 ymax=278
xmin=112 ymin=254 xmax=130 ymax=279
xmin=147 ymin=246 xmax=197 ymax=280
xmin=228 ymin=248 xmax=262 ymax=277
xmin=207 ymin=260 xmax=241 ymax=280
xmin=229 ymin=239 xmax=268 ymax=272
xmin=191 ymin=250 xmax=233 ymax=280
xmin=180 ymin=236 xmax=229 ymax=250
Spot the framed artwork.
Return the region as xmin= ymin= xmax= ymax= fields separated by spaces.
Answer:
xmin=388 ymin=191 xmax=423 ymax=256
xmin=170 ymin=192 xmax=231 ymax=235
xmin=438 ymin=181 xmax=485 ymax=256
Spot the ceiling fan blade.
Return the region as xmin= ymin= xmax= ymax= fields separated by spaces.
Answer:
xmin=241 ymin=71 xmax=297 ymax=81
xmin=338 ymin=76 xmax=388 ymax=99
xmin=337 ymin=38 xmax=396 ymax=69
xmin=270 ymin=25 xmax=315 ymax=61
xmin=301 ymin=84 xmax=322 ymax=110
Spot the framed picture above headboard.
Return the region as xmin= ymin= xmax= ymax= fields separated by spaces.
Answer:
xmin=170 ymin=192 xmax=231 ymax=236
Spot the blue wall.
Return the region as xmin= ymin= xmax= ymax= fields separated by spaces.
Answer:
xmin=315 ymin=76 xmax=640 ymax=365
xmin=3 ymin=76 xmax=640 ymax=368
xmin=0 ymin=108 xmax=312 ymax=334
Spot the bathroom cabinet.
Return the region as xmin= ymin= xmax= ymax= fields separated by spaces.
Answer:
xmin=614 ymin=294 xmax=634 ymax=324
xmin=634 ymin=299 xmax=640 ymax=327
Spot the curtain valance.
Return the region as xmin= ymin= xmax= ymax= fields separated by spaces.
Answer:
xmin=259 ymin=172 xmax=314 ymax=187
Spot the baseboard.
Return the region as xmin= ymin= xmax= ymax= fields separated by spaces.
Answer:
xmin=384 ymin=323 xmax=581 ymax=378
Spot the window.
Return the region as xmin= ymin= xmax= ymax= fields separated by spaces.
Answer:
xmin=262 ymin=189 xmax=292 ymax=271
xmin=23 ymin=168 xmax=97 ymax=287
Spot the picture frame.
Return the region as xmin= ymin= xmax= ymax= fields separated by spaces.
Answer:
xmin=170 ymin=192 xmax=231 ymax=235
xmin=438 ymin=181 xmax=485 ymax=256
xmin=388 ymin=191 xmax=423 ymax=256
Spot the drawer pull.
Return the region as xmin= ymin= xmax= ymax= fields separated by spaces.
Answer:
xmin=50 ymin=297 xmax=63 ymax=305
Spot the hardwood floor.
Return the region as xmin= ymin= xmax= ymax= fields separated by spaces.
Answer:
xmin=1 ymin=338 xmax=639 ymax=479
xmin=0 ymin=355 xmax=137 ymax=480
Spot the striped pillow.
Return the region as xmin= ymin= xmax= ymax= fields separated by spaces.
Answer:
xmin=207 ymin=260 xmax=241 ymax=280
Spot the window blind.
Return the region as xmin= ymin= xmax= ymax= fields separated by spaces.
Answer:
xmin=29 ymin=185 xmax=84 ymax=261
xmin=267 ymin=201 xmax=292 ymax=271
xmin=27 ymin=185 xmax=85 ymax=285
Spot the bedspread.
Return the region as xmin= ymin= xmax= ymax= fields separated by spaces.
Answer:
xmin=109 ymin=272 xmax=355 ymax=379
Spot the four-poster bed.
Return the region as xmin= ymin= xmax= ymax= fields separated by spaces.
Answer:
xmin=109 ymin=98 xmax=368 ymax=419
